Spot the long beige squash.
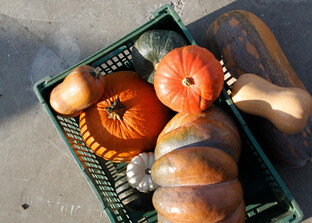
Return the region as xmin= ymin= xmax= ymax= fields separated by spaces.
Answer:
xmin=232 ymin=73 xmax=312 ymax=134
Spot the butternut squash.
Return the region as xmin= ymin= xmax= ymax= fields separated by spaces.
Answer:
xmin=205 ymin=10 xmax=312 ymax=167
xmin=232 ymin=73 xmax=312 ymax=134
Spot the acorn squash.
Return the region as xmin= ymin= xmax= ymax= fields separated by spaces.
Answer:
xmin=132 ymin=29 xmax=187 ymax=84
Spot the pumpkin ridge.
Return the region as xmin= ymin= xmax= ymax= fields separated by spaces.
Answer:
xmin=132 ymin=155 xmax=147 ymax=168
xmin=181 ymin=45 xmax=201 ymax=77
xmin=121 ymin=109 xmax=156 ymax=140
xmin=153 ymin=179 xmax=240 ymax=188
xmin=153 ymin=180 xmax=244 ymax=223
xmin=159 ymin=59 xmax=184 ymax=80
xmin=185 ymin=49 xmax=206 ymax=78
xmin=117 ymin=114 xmax=144 ymax=139
xmin=156 ymin=121 xmax=195 ymax=143
xmin=185 ymin=86 xmax=202 ymax=112
xmin=158 ymin=105 xmax=241 ymax=140
xmin=156 ymin=119 xmax=241 ymax=161
xmin=196 ymin=65 xmax=223 ymax=100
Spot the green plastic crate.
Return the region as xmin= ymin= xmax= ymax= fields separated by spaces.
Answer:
xmin=34 ymin=4 xmax=303 ymax=223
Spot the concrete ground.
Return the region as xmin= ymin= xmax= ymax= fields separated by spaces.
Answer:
xmin=0 ymin=0 xmax=311 ymax=222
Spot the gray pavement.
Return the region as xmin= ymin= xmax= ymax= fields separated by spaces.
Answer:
xmin=0 ymin=0 xmax=311 ymax=222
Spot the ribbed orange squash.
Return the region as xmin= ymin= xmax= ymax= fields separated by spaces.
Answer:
xmin=151 ymin=106 xmax=245 ymax=223
xmin=79 ymin=71 xmax=170 ymax=163
xmin=155 ymin=105 xmax=242 ymax=162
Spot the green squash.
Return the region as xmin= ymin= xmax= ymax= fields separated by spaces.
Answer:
xmin=132 ymin=29 xmax=188 ymax=84
xmin=115 ymin=167 xmax=154 ymax=212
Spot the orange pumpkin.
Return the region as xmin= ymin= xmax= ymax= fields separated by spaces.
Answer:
xmin=50 ymin=65 xmax=105 ymax=117
xmin=154 ymin=45 xmax=224 ymax=114
xmin=79 ymin=71 xmax=170 ymax=163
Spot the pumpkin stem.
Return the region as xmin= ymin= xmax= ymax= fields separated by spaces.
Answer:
xmin=89 ymin=68 xmax=100 ymax=79
xmin=145 ymin=168 xmax=151 ymax=175
xmin=182 ymin=77 xmax=194 ymax=87
xmin=104 ymin=99 xmax=125 ymax=121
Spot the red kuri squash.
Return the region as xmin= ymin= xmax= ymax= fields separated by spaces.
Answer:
xmin=154 ymin=45 xmax=224 ymax=114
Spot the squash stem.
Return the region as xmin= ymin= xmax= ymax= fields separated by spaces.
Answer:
xmin=89 ymin=68 xmax=100 ymax=79
xmin=145 ymin=168 xmax=151 ymax=175
xmin=104 ymin=99 xmax=125 ymax=121
xmin=182 ymin=77 xmax=194 ymax=87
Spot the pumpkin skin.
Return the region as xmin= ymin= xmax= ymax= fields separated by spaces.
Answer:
xmin=151 ymin=147 xmax=245 ymax=223
xmin=127 ymin=152 xmax=158 ymax=193
xmin=79 ymin=71 xmax=170 ymax=163
xmin=132 ymin=29 xmax=187 ymax=84
xmin=152 ymin=106 xmax=245 ymax=222
xmin=115 ymin=168 xmax=154 ymax=212
xmin=155 ymin=105 xmax=242 ymax=162
xmin=154 ymin=45 xmax=224 ymax=114
xmin=50 ymin=65 xmax=105 ymax=117
xmin=152 ymin=147 xmax=238 ymax=186
xmin=205 ymin=10 xmax=312 ymax=167
xmin=231 ymin=73 xmax=312 ymax=134
xmin=157 ymin=205 xmax=246 ymax=223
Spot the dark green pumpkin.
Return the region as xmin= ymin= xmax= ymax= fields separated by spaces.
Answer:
xmin=132 ymin=29 xmax=187 ymax=84
xmin=115 ymin=168 xmax=154 ymax=212
xmin=205 ymin=10 xmax=312 ymax=167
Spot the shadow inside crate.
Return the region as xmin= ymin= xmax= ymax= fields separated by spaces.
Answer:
xmin=96 ymin=157 xmax=158 ymax=223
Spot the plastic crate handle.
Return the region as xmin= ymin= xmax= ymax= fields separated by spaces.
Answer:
xmin=151 ymin=4 xmax=181 ymax=22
